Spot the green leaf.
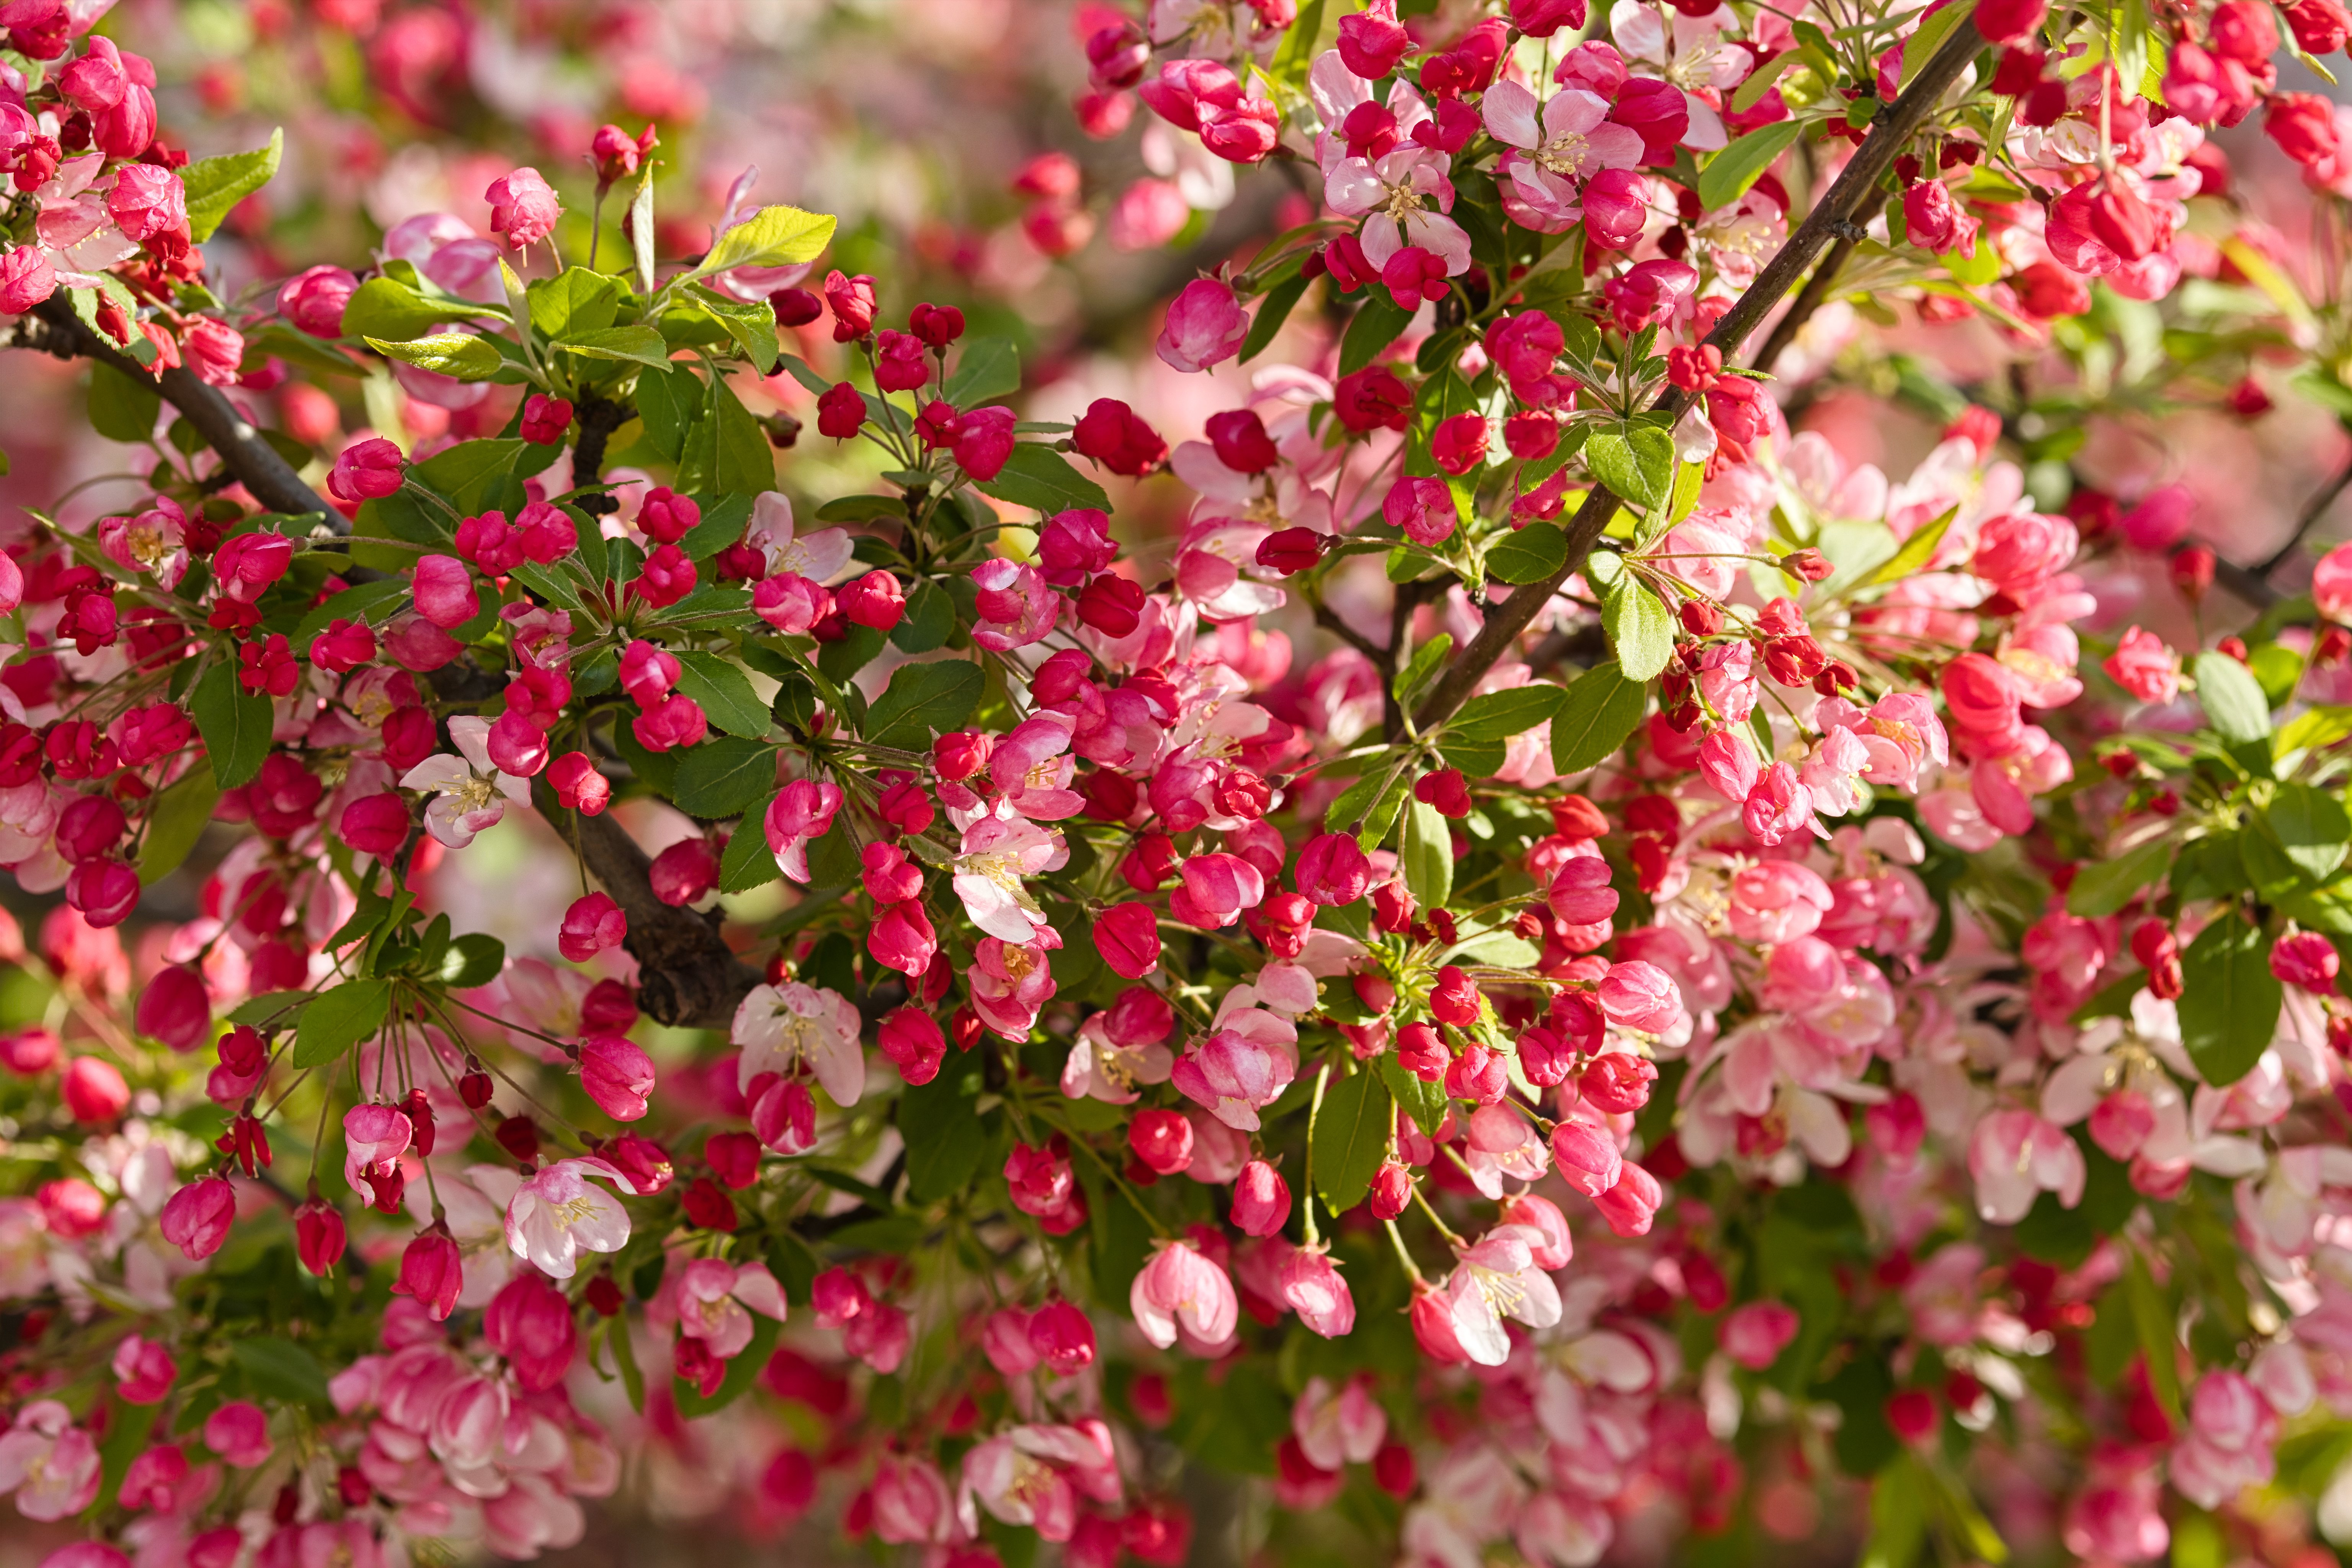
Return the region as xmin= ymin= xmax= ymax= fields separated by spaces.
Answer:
xmin=719 ymin=806 xmax=780 ymax=892
xmin=556 ymin=324 xmax=671 ymax=368
xmin=1551 ymin=660 xmax=1649 ymax=775
xmin=901 ymin=1055 xmax=989 ymax=1203
xmin=182 ymin=129 xmax=283 ymax=243
xmin=1339 ymin=292 xmax=1416 ymax=376
xmin=1732 ymin=51 xmax=1802 ymax=113
xmin=367 ymin=332 xmax=503 ymax=381
xmin=1377 ymin=1055 xmax=1448 ymax=1138
xmin=1586 ymin=424 xmax=1674 ymax=510
xmin=88 ymin=360 xmax=160 ymax=443
xmin=672 ymin=737 xmax=780 ymax=818
xmin=292 ymin=978 xmax=392 ymax=1068
xmin=229 ymin=990 xmax=314 ymax=1027
xmin=2176 ymin=917 xmax=2283 ymax=1086
xmin=191 ymin=658 xmax=272 ymax=790
xmin=942 ymin=336 xmax=1021 ymax=405
xmin=527 ymin=268 xmax=621 ymax=340
xmin=892 ymin=580 xmax=956 ymax=653
xmin=974 ymin=444 xmax=1111 ymax=514
xmin=2066 ymin=836 xmax=2173 ymax=917
xmin=670 ymin=286 xmax=777 ymax=373
xmin=1356 ymin=770 xmax=1411 ymax=854
xmin=2123 ymin=1250 xmax=2182 ymax=1426
xmin=629 ymin=166 xmax=657 ymax=296
xmin=692 ymin=205 xmax=838 ymax=278
xmin=1393 ymin=633 xmax=1453 ymax=708
xmin=1449 ymin=684 xmax=1564 ymax=744
xmin=1602 ymin=575 xmax=1676 ymax=681
xmin=2267 ymin=782 xmax=2350 ymax=882
xmin=2195 ymin=650 xmax=2273 ymax=743
xmin=1311 ymin=1068 xmax=1394 ymax=1214
xmin=1901 ymin=0 xmax=1973 ymax=88
xmin=1240 ymin=271 xmax=1310 ymax=364
xmin=137 ymin=768 xmax=220 ymax=885
xmin=670 ymin=651 xmax=772 ymax=740
xmin=816 ymin=623 xmax=885 ymax=685
xmin=1403 ymin=797 xmax=1454 ymax=912
xmin=1858 ymin=504 xmax=1958 ymax=590
xmin=1697 ymin=120 xmax=1804 ymax=214
xmin=864 ymin=660 xmax=984 ymax=751
xmin=1487 ymin=521 xmax=1568 ymax=585
xmin=673 ymin=374 xmax=776 ymax=498
xmin=341 ymin=275 xmax=500 ymax=343
xmin=230 ymin=1337 xmax=331 ymax=1409
xmin=439 ymin=933 xmax=506 ymax=988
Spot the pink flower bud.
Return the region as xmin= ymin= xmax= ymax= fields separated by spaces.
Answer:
xmin=392 ymin=1228 xmax=463 ymax=1320
xmin=1027 ymin=1300 xmax=1097 ymax=1374
xmin=62 ymin=1055 xmax=129 ymax=1123
xmin=559 ymin=892 xmax=627 ymax=963
xmin=877 ymin=1007 xmax=946 ymax=1087
xmin=293 ymin=1198 xmax=345 ymax=1277
xmin=1095 ymin=900 xmax=1162 ymax=978
xmin=1720 ymin=1300 xmax=1800 ymax=1369
xmin=1130 ymin=1108 xmax=1195 ymax=1175
xmin=1383 ymin=475 xmax=1458 ymax=547
xmin=486 ymin=166 xmax=560 ymax=250
xmin=133 ymin=963 xmax=209 ymax=1051
xmin=1155 ymin=278 xmax=1249 ymax=374
xmin=1231 ymin=1159 xmax=1291 ymax=1237
xmin=578 ymin=1033 xmax=655 ymax=1121
xmin=1295 ymin=831 xmax=1371 ymax=906
xmin=2272 ymin=931 xmax=2340 ymax=993
xmin=327 ymin=437 xmax=404 ymax=503
xmin=159 ymin=1176 xmax=235 ymax=1259
xmin=410 ymin=554 xmax=478 ymax=629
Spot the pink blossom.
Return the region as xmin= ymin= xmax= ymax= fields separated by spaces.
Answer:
xmin=503 ymin=1156 xmax=637 ymax=1279
xmin=2103 ymin=626 xmax=2181 ymax=704
xmin=486 ymin=167 xmax=560 ymax=250
xmin=0 ymin=1401 xmax=101 ymax=1520
xmin=578 ymin=1034 xmax=656 ymax=1120
xmin=202 ymin=1401 xmax=271 ymax=1468
xmin=1130 ymin=1240 xmax=1240 ymax=1350
xmin=1282 ymin=1250 xmax=1356 ymax=1338
xmin=1718 ymin=1300 xmax=1800 ymax=1369
xmin=970 ymin=558 xmax=1059 ymax=650
xmin=1155 ymin=278 xmax=1249 ymax=373
xmin=1967 ymin=1109 xmax=2086 ymax=1224
xmin=764 ymin=779 xmax=844 ymax=884
xmin=159 ymin=1176 xmax=235 ymax=1260
xmin=1172 ymin=1024 xmax=1297 ymax=1131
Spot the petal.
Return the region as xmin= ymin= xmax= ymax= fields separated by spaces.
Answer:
xmin=1482 ymin=80 xmax=1542 ymax=150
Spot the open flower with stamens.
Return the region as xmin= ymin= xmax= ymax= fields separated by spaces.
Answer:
xmin=733 ymin=980 xmax=865 ymax=1108
xmin=1481 ymin=82 xmax=1644 ymax=232
xmin=953 ymin=815 xmax=1062 ymax=942
xmin=1444 ymin=1224 xmax=1563 ymax=1366
xmin=502 ymin=1156 xmax=639 ymax=1280
xmin=400 ymin=715 xmax=530 ymax=849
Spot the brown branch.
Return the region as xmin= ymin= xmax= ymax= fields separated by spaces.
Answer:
xmin=23 ymin=294 xmax=335 ymax=521
xmin=1412 ymin=18 xmax=1987 ymax=730
xmin=1749 ymin=191 xmax=1889 ymax=376
xmin=531 ymin=776 xmax=762 ymax=1029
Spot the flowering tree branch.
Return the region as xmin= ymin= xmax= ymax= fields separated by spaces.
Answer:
xmin=12 ymin=299 xmax=757 ymax=1029
xmin=1413 ymin=16 xmax=1987 ymax=730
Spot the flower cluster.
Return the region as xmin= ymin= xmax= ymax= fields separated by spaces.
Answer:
xmin=9 ymin=2 xmax=2352 ymax=1567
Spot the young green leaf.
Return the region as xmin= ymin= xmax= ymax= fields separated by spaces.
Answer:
xmin=693 ymin=205 xmax=838 ymax=278
xmin=2195 ymin=649 xmax=2273 ymax=744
